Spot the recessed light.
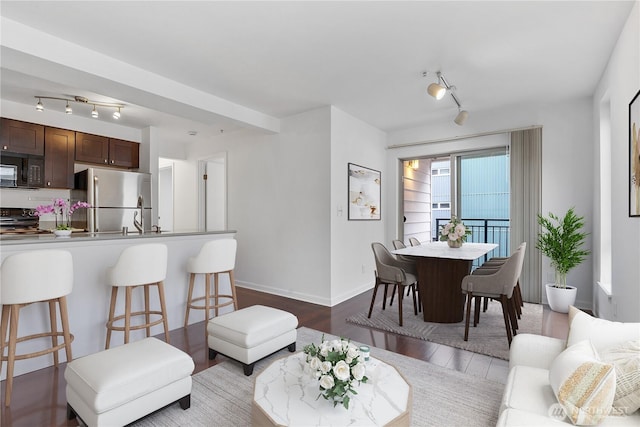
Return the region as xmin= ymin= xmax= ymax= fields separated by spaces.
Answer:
xmin=188 ymin=130 xmax=198 ymax=136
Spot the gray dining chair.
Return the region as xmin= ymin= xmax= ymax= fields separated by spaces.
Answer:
xmin=391 ymin=239 xmax=420 ymax=308
xmin=409 ymin=237 xmax=421 ymax=247
xmin=460 ymin=243 xmax=526 ymax=346
xmin=369 ymin=242 xmax=418 ymax=326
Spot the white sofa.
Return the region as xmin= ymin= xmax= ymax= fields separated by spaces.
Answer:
xmin=497 ymin=307 xmax=640 ymax=426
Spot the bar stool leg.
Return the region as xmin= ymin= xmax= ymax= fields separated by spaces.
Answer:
xmin=59 ymin=296 xmax=73 ymax=363
xmin=205 ymin=273 xmax=212 ymax=321
xmin=124 ymin=287 xmax=133 ymax=344
xmin=6 ymin=304 xmax=20 ymax=406
xmin=214 ymin=273 xmax=220 ymax=317
xmin=49 ymin=300 xmax=59 ymax=366
xmin=105 ymin=287 xmax=118 ymax=349
xmin=0 ymin=305 xmax=8 ymax=374
xmin=157 ymin=281 xmax=170 ymax=344
xmin=229 ymin=270 xmax=238 ymax=310
xmin=144 ymin=285 xmax=151 ymax=337
xmin=184 ymin=273 xmax=196 ymax=327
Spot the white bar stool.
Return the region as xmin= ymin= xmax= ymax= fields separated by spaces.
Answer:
xmin=0 ymin=249 xmax=74 ymax=406
xmin=105 ymin=243 xmax=170 ymax=349
xmin=184 ymin=239 xmax=238 ymax=328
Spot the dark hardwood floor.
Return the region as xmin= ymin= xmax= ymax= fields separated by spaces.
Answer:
xmin=0 ymin=287 xmax=569 ymax=427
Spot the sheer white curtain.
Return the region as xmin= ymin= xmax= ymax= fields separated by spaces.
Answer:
xmin=510 ymin=128 xmax=542 ymax=303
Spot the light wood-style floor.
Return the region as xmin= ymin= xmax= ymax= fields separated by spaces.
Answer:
xmin=0 ymin=287 xmax=570 ymax=427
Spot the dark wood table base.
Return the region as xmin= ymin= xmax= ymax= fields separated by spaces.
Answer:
xmin=416 ymin=257 xmax=472 ymax=323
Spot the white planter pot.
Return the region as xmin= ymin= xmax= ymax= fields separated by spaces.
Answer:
xmin=545 ymin=283 xmax=577 ymax=313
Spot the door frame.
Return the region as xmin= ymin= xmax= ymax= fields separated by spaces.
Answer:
xmin=197 ymin=151 xmax=228 ymax=231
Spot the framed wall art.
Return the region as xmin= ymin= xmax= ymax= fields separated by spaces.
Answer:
xmin=630 ymin=89 xmax=640 ymax=217
xmin=348 ymin=163 xmax=381 ymax=220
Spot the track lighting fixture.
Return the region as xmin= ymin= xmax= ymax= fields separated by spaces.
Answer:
xmin=34 ymin=95 xmax=124 ymax=120
xmin=425 ymin=71 xmax=470 ymax=126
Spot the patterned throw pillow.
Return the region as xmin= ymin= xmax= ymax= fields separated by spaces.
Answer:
xmin=599 ymin=340 xmax=640 ymax=415
xmin=549 ymin=340 xmax=616 ymax=425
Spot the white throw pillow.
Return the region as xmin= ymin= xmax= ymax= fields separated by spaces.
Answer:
xmin=599 ymin=340 xmax=640 ymax=415
xmin=566 ymin=306 xmax=640 ymax=353
xmin=549 ymin=340 xmax=616 ymax=425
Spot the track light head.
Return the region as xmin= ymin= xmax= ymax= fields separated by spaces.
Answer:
xmin=36 ymin=98 xmax=44 ymax=112
xmin=427 ymin=83 xmax=447 ymax=100
xmin=65 ymin=102 xmax=73 ymax=114
xmin=91 ymin=105 xmax=99 ymax=118
xmin=454 ymin=109 xmax=469 ymax=126
xmin=113 ymin=108 xmax=121 ymax=119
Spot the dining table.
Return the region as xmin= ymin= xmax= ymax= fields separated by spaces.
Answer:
xmin=392 ymin=241 xmax=498 ymax=323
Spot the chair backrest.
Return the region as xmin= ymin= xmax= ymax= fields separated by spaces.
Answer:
xmin=187 ymin=239 xmax=237 ymax=273
xmin=392 ymin=239 xmax=406 ymax=250
xmin=371 ymin=242 xmax=404 ymax=284
xmin=495 ymin=243 xmax=527 ymax=296
xmin=108 ymin=243 xmax=168 ymax=286
xmin=409 ymin=237 xmax=421 ymax=246
xmin=1 ymin=250 xmax=73 ymax=304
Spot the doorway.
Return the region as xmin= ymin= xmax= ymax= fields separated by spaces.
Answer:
xmin=198 ymin=152 xmax=227 ymax=231
xmin=158 ymin=160 xmax=174 ymax=232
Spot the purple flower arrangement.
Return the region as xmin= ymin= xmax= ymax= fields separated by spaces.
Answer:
xmin=34 ymin=198 xmax=91 ymax=230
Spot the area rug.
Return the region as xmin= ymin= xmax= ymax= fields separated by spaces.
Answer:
xmin=346 ymin=297 xmax=543 ymax=360
xmin=133 ymin=327 xmax=504 ymax=427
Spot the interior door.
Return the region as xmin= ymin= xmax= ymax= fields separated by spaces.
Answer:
xmin=198 ymin=153 xmax=227 ymax=231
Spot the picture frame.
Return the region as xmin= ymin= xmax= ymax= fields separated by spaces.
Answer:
xmin=630 ymin=89 xmax=640 ymax=217
xmin=348 ymin=163 xmax=381 ymax=220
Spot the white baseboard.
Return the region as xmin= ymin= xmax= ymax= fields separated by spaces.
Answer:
xmin=235 ymin=280 xmax=374 ymax=307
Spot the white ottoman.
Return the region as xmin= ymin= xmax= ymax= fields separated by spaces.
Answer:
xmin=207 ymin=304 xmax=298 ymax=375
xmin=65 ymin=337 xmax=195 ymax=427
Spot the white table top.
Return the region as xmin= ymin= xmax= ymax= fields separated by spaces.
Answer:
xmin=253 ymin=352 xmax=411 ymax=426
xmin=392 ymin=241 xmax=498 ymax=261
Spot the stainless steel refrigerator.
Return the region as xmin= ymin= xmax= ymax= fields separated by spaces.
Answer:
xmin=72 ymin=168 xmax=152 ymax=233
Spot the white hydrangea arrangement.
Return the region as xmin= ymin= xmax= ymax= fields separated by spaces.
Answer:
xmin=303 ymin=336 xmax=368 ymax=409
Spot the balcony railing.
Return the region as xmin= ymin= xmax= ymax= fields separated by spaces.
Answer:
xmin=434 ymin=218 xmax=510 ymax=268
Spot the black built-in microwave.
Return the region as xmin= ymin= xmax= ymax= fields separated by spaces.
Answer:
xmin=0 ymin=154 xmax=45 ymax=188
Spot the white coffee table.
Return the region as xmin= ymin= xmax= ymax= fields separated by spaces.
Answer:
xmin=252 ymin=352 xmax=412 ymax=426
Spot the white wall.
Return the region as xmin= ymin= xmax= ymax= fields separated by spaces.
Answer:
xmin=593 ymin=2 xmax=640 ymax=322
xmin=386 ymin=98 xmax=595 ymax=309
xmin=188 ymin=107 xmax=333 ymax=305
xmin=330 ymin=107 xmax=387 ymax=305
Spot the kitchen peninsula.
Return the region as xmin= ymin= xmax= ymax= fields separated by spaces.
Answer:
xmin=0 ymin=229 xmax=236 ymax=380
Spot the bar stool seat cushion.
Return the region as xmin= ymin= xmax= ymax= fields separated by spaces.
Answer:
xmin=207 ymin=305 xmax=298 ymax=375
xmin=64 ymin=337 xmax=194 ymax=427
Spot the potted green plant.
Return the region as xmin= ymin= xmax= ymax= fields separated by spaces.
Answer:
xmin=536 ymin=207 xmax=590 ymax=313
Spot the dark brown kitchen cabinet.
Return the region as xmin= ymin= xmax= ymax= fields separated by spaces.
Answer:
xmin=109 ymin=138 xmax=139 ymax=168
xmin=0 ymin=118 xmax=45 ymax=156
xmin=75 ymin=132 xmax=109 ymax=165
xmin=75 ymin=132 xmax=139 ymax=169
xmin=44 ymin=127 xmax=75 ymax=188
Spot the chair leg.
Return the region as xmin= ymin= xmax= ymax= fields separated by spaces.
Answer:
xmin=507 ymin=297 xmax=519 ymax=334
xmin=214 ymin=273 xmax=220 ymax=317
xmin=157 ymin=281 xmax=170 ymax=344
xmin=500 ymin=295 xmax=513 ymax=346
xmin=228 ymin=269 xmax=238 ymax=310
xmin=411 ymin=285 xmax=418 ymax=315
xmin=0 ymin=305 xmax=9 ymax=375
xmin=382 ymin=284 xmax=389 ymax=310
xmin=397 ymin=284 xmax=404 ymax=327
xmin=124 ymin=286 xmax=133 ymax=344
xmin=5 ymin=304 xmax=20 ymax=406
xmin=205 ymin=273 xmax=212 ymax=321
xmin=184 ymin=273 xmax=196 ymax=327
xmin=144 ymin=285 xmax=151 ymax=337
xmin=483 ymin=297 xmax=489 ymax=312
xmin=59 ymin=296 xmax=73 ymax=363
xmin=389 ymin=284 xmax=397 ymax=306
xmin=49 ymin=300 xmax=59 ymax=366
xmin=464 ymin=293 xmax=472 ymax=341
xmin=105 ymin=287 xmax=118 ymax=349
xmin=367 ymin=282 xmax=380 ymax=318
xmin=473 ymin=297 xmax=481 ymax=327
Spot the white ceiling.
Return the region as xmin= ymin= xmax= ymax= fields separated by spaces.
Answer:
xmin=0 ymin=1 xmax=635 ymax=142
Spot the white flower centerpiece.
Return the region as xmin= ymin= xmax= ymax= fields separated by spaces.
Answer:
xmin=439 ymin=215 xmax=471 ymax=248
xmin=303 ymin=336 xmax=368 ymax=409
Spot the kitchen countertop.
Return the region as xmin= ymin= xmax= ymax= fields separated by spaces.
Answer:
xmin=0 ymin=229 xmax=237 ymax=245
